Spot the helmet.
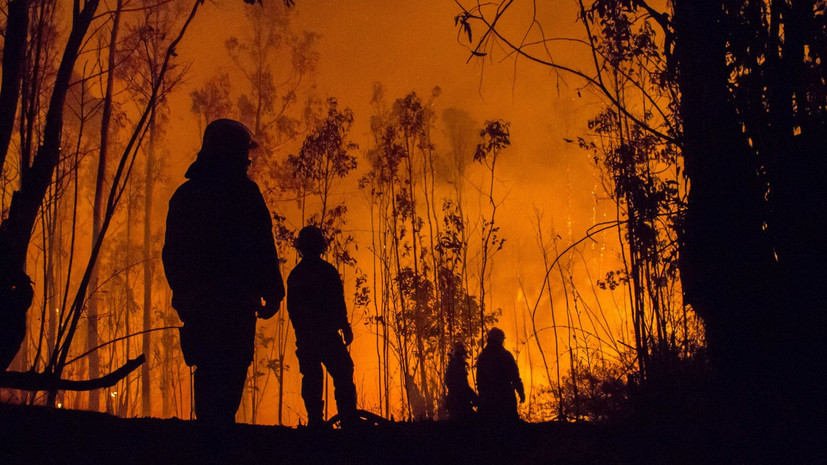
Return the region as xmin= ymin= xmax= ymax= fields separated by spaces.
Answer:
xmin=185 ymin=119 xmax=259 ymax=179
xmin=201 ymin=119 xmax=259 ymax=155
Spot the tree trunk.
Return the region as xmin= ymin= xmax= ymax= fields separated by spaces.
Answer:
xmin=675 ymin=0 xmax=776 ymax=372
xmin=671 ymin=0 xmax=814 ymax=459
xmin=142 ymin=105 xmax=156 ymax=417
xmin=0 ymin=0 xmax=101 ymax=373
xmin=0 ymin=0 xmax=30 ymax=172
xmin=86 ymin=0 xmax=123 ymax=411
xmin=124 ymin=180 xmax=134 ymax=417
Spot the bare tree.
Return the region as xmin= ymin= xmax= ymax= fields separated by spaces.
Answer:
xmin=0 ymin=0 xmax=30 ymax=173
xmin=1 ymin=0 xmax=259 ymax=395
xmin=473 ymin=119 xmax=509 ymax=344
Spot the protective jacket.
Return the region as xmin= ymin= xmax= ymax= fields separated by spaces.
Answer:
xmin=286 ymin=257 xmax=348 ymax=342
xmin=162 ymin=161 xmax=284 ymax=364
xmin=476 ymin=343 xmax=524 ymax=419
xmin=286 ymin=255 xmax=357 ymax=424
xmin=445 ymin=355 xmax=477 ymax=421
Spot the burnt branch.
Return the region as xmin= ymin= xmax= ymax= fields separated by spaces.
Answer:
xmin=0 ymin=355 xmax=145 ymax=391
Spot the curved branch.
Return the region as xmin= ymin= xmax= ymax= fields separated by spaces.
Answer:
xmin=0 ymin=355 xmax=145 ymax=391
xmin=65 ymin=326 xmax=179 ymax=366
xmin=456 ymin=0 xmax=678 ymax=144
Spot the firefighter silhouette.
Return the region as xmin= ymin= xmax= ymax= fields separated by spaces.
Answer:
xmin=287 ymin=225 xmax=357 ymax=427
xmin=445 ymin=341 xmax=477 ymax=421
xmin=476 ymin=327 xmax=525 ymax=421
xmin=162 ymin=119 xmax=284 ymax=423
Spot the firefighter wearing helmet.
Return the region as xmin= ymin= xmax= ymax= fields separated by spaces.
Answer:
xmin=162 ymin=119 xmax=284 ymax=423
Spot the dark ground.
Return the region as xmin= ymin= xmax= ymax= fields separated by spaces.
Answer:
xmin=0 ymin=403 xmax=721 ymax=465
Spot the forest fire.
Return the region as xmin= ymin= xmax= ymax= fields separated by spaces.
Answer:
xmin=0 ymin=0 xmax=697 ymax=425
xmin=2 ymin=0 xmax=825 ymax=463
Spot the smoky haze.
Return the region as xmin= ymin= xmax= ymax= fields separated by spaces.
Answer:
xmin=158 ymin=0 xmax=623 ymax=425
xmin=4 ymin=0 xmax=672 ymax=426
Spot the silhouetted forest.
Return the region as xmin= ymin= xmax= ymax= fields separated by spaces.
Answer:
xmin=1 ymin=0 xmax=824 ymax=463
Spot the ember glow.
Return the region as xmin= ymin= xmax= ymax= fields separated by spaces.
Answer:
xmin=2 ymin=0 xmax=699 ymax=426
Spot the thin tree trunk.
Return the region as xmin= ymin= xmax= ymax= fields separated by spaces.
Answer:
xmin=49 ymin=0 xmax=202 ymax=401
xmin=0 ymin=0 xmax=101 ymax=377
xmin=142 ymin=104 xmax=156 ymax=417
xmin=124 ymin=179 xmax=134 ymax=417
xmin=87 ymin=0 xmax=123 ymax=412
xmin=0 ymin=0 xmax=30 ymax=171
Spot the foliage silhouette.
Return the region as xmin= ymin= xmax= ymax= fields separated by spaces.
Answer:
xmin=454 ymin=0 xmax=827 ymax=459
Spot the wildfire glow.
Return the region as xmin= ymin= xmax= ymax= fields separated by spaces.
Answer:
xmin=1 ymin=0 xmax=699 ymax=426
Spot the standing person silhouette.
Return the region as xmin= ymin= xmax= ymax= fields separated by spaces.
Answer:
xmin=445 ymin=342 xmax=477 ymax=421
xmin=476 ymin=327 xmax=525 ymax=421
xmin=287 ymin=225 xmax=357 ymax=428
xmin=162 ymin=119 xmax=284 ymax=423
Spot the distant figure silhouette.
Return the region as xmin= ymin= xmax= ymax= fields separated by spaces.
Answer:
xmin=287 ymin=226 xmax=357 ymax=428
xmin=476 ymin=327 xmax=525 ymax=421
xmin=445 ymin=342 xmax=477 ymax=421
xmin=162 ymin=119 xmax=284 ymax=423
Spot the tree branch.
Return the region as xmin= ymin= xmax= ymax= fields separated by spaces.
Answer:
xmin=456 ymin=0 xmax=678 ymax=144
xmin=0 ymin=355 xmax=145 ymax=391
xmin=631 ymin=0 xmax=672 ymax=33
